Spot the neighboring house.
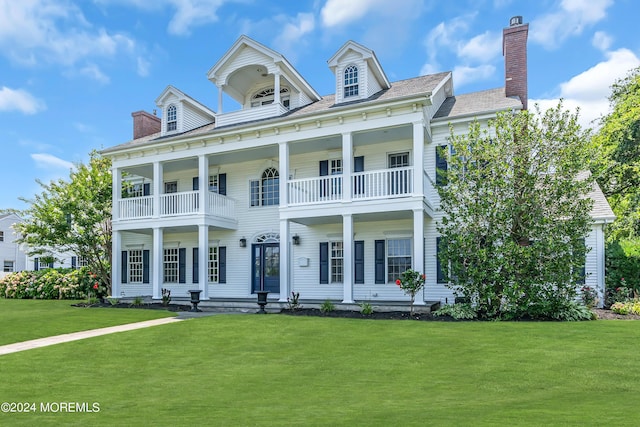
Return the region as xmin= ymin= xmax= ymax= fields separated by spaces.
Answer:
xmin=0 ymin=213 xmax=27 ymax=279
xmin=102 ymin=17 xmax=614 ymax=306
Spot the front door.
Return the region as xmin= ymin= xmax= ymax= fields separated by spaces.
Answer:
xmin=252 ymin=243 xmax=280 ymax=293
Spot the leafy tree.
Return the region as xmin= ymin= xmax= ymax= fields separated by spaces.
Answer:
xmin=15 ymin=151 xmax=112 ymax=294
xmin=437 ymin=103 xmax=594 ymax=319
xmin=591 ymin=66 xmax=640 ymax=240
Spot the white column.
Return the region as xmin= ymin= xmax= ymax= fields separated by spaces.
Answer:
xmin=199 ymin=225 xmax=209 ymax=299
xmin=198 ymin=155 xmax=209 ymax=214
xmin=279 ymin=219 xmax=290 ymax=302
xmin=413 ymin=121 xmax=425 ymax=196
xmin=274 ymin=70 xmax=281 ymax=104
xmin=152 ymin=227 xmax=163 ymax=300
xmin=217 ymin=83 xmax=223 ymax=114
xmin=112 ymin=167 xmax=121 ymax=220
xmin=153 ymin=161 xmax=163 ymax=218
xmin=342 ymin=214 xmax=354 ymax=303
xmin=596 ymin=224 xmax=605 ymax=308
xmin=279 ymin=142 xmax=289 ymax=208
xmin=342 ymin=132 xmax=352 ymax=203
xmin=112 ymin=230 xmax=121 ymax=297
xmin=413 ymin=208 xmax=426 ymax=305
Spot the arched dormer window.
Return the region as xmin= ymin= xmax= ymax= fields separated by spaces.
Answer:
xmin=250 ymin=167 xmax=279 ymax=207
xmin=251 ymin=87 xmax=290 ymax=109
xmin=166 ymin=105 xmax=177 ymax=131
xmin=344 ymin=65 xmax=359 ymax=97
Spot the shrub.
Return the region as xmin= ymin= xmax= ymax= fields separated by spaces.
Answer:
xmin=359 ymin=302 xmax=374 ymax=315
xmin=606 ymin=239 xmax=640 ymax=304
xmin=611 ymin=301 xmax=640 ymax=315
xmin=320 ymin=300 xmax=335 ymax=313
xmin=434 ymin=303 xmax=478 ymax=320
xmin=287 ymin=291 xmax=302 ymax=311
xmin=580 ymin=285 xmax=597 ymax=308
xmin=161 ymin=288 xmax=171 ymax=307
xmin=0 ymin=268 xmax=101 ymax=300
xmin=395 ymin=269 xmax=426 ymax=315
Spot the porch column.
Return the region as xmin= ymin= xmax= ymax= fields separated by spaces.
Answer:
xmin=153 ymin=161 xmax=163 ymax=218
xmin=279 ymin=219 xmax=290 ymax=302
xmin=412 ymin=121 xmax=425 ymax=196
xmin=152 ymin=227 xmax=163 ymax=299
xmin=279 ymin=141 xmax=289 ymax=207
xmin=274 ymin=69 xmax=281 ymax=104
xmin=112 ymin=166 xmax=121 ymax=220
xmin=342 ymin=214 xmax=354 ymax=303
xmin=198 ymin=155 xmax=209 ymax=214
xmin=217 ymin=83 xmax=223 ymax=114
xmin=596 ymin=224 xmax=605 ymax=308
xmin=413 ymin=208 xmax=426 ymax=305
xmin=342 ymin=132 xmax=352 ymax=203
xmin=112 ymin=230 xmax=122 ymax=297
xmin=199 ymin=225 xmax=209 ymax=299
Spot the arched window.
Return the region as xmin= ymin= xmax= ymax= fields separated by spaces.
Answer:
xmin=167 ymin=105 xmax=177 ymax=131
xmin=251 ymin=87 xmax=290 ymax=109
xmin=344 ymin=65 xmax=359 ymax=97
xmin=250 ymin=167 xmax=280 ymax=206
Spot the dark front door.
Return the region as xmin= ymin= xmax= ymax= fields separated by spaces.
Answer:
xmin=252 ymin=243 xmax=280 ymax=293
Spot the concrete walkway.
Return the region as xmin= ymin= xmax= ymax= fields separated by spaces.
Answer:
xmin=0 ymin=317 xmax=183 ymax=356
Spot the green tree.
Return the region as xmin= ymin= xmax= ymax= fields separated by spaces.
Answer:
xmin=437 ymin=103 xmax=594 ymax=319
xmin=591 ymin=66 xmax=640 ymax=240
xmin=15 ymin=151 xmax=112 ymax=294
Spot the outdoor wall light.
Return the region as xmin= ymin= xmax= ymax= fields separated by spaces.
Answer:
xmin=292 ymin=234 xmax=300 ymax=245
xmin=239 ymin=237 xmax=247 ymax=247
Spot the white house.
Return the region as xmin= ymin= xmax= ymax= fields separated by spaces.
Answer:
xmin=0 ymin=213 xmax=27 ymax=278
xmin=102 ymin=17 xmax=614 ymax=308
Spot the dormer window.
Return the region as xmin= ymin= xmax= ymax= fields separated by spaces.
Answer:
xmin=344 ymin=65 xmax=359 ymax=97
xmin=251 ymin=87 xmax=290 ymax=109
xmin=167 ymin=104 xmax=177 ymax=131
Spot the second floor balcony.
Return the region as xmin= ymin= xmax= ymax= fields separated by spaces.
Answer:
xmin=116 ymin=191 xmax=236 ymax=222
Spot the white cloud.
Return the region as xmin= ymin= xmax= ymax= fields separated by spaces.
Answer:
xmin=452 ymin=65 xmax=496 ymax=87
xmin=592 ymin=31 xmax=613 ymax=51
xmin=273 ymin=13 xmax=315 ymax=58
xmin=0 ymin=86 xmax=46 ymax=114
xmin=530 ymin=0 xmax=613 ymax=49
xmin=457 ymin=31 xmax=502 ymax=63
xmin=137 ymin=57 xmax=151 ymax=77
xmin=321 ymin=0 xmax=384 ymax=27
xmin=31 ymin=153 xmax=74 ymax=171
xmin=530 ymin=48 xmax=640 ymax=129
xmin=166 ymin=0 xmax=226 ymax=36
xmin=79 ymin=64 xmax=110 ymax=84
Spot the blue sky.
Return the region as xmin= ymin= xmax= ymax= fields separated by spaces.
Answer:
xmin=1 ymin=0 xmax=639 ymax=211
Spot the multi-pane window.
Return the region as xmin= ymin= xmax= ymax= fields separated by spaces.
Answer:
xmin=250 ymin=168 xmax=279 ymax=206
xmin=387 ymin=238 xmax=412 ymax=283
xmin=163 ymin=248 xmax=179 ymax=283
xmin=167 ymin=105 xmax=177 ymax=131
xmin=3 ymin=261 xmax=14 ymax=272
xmin=124 ymin=183 xmax=144 ymax=198
xmin=344 ymin=65 xmax=359 ymax=97
xmin=331 ymin=241 xmax=344 ymax=283
xmin=164 ymin=181 xmax=178 ymax=194
xmin=251 ymin=87 xmax=290 ymax=109
xmin=388 ymin=152 xmax=410 ymax=168
xmin=208 ymin=246 xmax=219 ymax=283
xmin=388 ymin=152 xmax=410 ymax=195
xmin=128 ymin=250 xmax=143 ymax=284
xmin=209 ymin=175 xmax=219 ymax=193
xmin=0 ymin=231 xmax=4 ymax=241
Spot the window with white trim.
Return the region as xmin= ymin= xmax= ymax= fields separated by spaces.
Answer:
xmin=344 ymin=65 xmax=359 ymax=97
xmin=251 ymin=87 xmax=290 ymax=109
xmin=208 ymin=246 xmax=219 ymax=283
xmin=3 ymin=260 xmax=14 ymax=272
xmin=167 ymin=105 xmax=177 ymax=131
xmin=128 ymin=250 xmax=144 ymax=284
xmin=331 ymin=241 xmax=344 ymax=283
xmin=164 ymin=181 xmax=178 ymax=194
xmin=163 ymin=248 xmax=179 ymax=283
xmin=250 ymin=168 xmax=279 ymax=207
xmin=0 ymin=231 xmax=4 ymax=242
xmin=387 ymin=238 xmax=412 ymax=282
xmin=209 ymin=175 xmax=219 ymax=193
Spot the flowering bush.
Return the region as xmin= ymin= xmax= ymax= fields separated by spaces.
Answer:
xmin=611 ymin=301 xmax=640 ymax=315
xmin=580 ymin=285 xmax=597 ymax=308
xmin=0 ymin=267 xmax=107 ymax=300
xmin=606 ymin=278 xmax=637 ymax=306
xmin=395 ymin=269 xmax=426 ymax=315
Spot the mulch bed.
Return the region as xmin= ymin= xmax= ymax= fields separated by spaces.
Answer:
xmin=72 ymin=302 xmax=193 ymax=312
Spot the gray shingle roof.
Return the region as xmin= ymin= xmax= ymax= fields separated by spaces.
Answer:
xmin=577 ymin=171 xmax=616 ymax=222
xmin=433 ymin=87 xmax=523 ymax=120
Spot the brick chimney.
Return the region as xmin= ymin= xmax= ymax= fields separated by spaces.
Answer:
xmin=503 ymin=16 xmax=529 ymax=110
xmin=131 ymin=110 xmax=161 ymax=139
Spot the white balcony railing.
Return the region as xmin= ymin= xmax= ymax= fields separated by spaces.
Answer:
xmin=161 ymin=191 xmax=199 ymax=216
xmin=118 ymin=195 xmax=153 ymax=219
xmin=116 ymin=191 xmax=236 ymax=221
xmin=208 ymin=191 xmax=236 ymax=219
xmin=288 ymin=175 xmax=343 ymax=205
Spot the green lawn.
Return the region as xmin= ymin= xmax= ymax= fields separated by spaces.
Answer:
xmin=1 ymin=309 xmax=640 ymax=426
xmin=0 ymin=299 xmax=175 ymax=345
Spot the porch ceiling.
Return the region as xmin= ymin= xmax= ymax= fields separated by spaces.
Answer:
xmin=290 ymin=210 xmax=413 ymax=226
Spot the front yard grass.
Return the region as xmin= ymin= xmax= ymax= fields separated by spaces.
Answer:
xmin=0 ymin=299 xmax=175 ymax=345
xmin=1 ymin=313 xmax=640 ymax=426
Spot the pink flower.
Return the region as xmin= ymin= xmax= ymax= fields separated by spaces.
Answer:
xmin=93 ymin=283 xmax=99 ymax=290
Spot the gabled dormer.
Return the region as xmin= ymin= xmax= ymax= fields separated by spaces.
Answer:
xmin=155 ymin=86 xmax=216 ymax=137
xmin=207 ymin=35 xmax=321 ymax=128
xmin=328 ymin=40 xmax=391 ymax=105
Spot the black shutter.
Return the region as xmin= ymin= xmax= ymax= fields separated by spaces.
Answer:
xmin=219 ymin=246 xmax=227 ymax=283
xmin=143 ymin=250 xmax=150 ymax=284
xmin=354 ymin=240 xmax=365 ymax=284
xmin=192 ymin=248 xmax=199 ymax=284
xmin=319 ymin=161 xmax=329 ymax=198
xmin=34 ymin=257 xmax=39 ymax=271
xmin=71 ymin=256 xmax=77 ymax=269
xmin=374 ymin=240 xmax=385 ymax=284
xmin=354 ymin=156 xmax=364 ymax=195
xmin=219 ymin=173 xmax=227 ymax=195
xmin=578 ymin=238 xmax=586 ymax=285
xmin=436 ymin=237 xmax=446 ymax=284
xmin=179 ymin=248 xmax=186 ymax=284
xmin=121 ymin=251 xmax=128 ymax=284
xmin=192 ymin=176 xmax=199 ymax=191
xmin=436 ymin=145 xmax=448 ymax=186
xmin=319 ymin=242 xmax=329 ymax=284
xmin=143 ymin=183 xmax=151 ymax=196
